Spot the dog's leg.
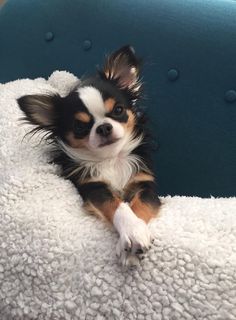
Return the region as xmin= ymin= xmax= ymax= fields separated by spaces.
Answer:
xmin=78 ymin=181 xmax=121 ymax=222
xmin=122 ymin=175 xmax=161 ymax=260
xmin=113 ymin=202 xmax=153 ymax=266
xmin=78 ymin=181 xmax=152 ymax=266
xmin=124 ymin=174 xmax=161 ymax=224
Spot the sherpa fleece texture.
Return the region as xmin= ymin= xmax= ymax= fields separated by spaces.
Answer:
xmin=0 ymin=72 xmax=236 ymax=320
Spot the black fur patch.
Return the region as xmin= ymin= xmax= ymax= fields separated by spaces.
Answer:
xmin=105 ymin=109 xmax=129 ymax=123
xmin=124 ymin=180 xmax=161 ymax=207
xmin=78 ymin=181 xmax=115 ymax=204
xmin=54 ymin=91 xmax=94 ymax=141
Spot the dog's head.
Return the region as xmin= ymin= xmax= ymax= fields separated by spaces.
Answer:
xmin=18 ymin=46 xmax=143 ymax=160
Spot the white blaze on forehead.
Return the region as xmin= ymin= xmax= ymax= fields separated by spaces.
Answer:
xmin=77 ymin=86 xmax=105 ymax=119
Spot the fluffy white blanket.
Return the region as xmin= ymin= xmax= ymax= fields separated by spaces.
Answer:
xmin=0 ymin=72 xmax=235 ymax=320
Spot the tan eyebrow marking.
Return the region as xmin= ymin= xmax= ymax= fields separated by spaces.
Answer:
xmin=120 ymin=109 xmax=136 ymax=131
xmin=75 ymin=112 xmax=91 ymax=123
xmin=104 ymin=98 xmax=116 ymax=112
xmin=131 ymin=172 xmax=154 ymax=183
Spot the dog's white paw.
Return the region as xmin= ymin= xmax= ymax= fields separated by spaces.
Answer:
xmin=114 ymin=202 xmax=153 ymax=266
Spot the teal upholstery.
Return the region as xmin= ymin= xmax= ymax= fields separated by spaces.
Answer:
xmin=0 ymin=0 xmax=235 ymax=197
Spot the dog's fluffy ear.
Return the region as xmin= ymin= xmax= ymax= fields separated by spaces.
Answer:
xmin=102 ymin=45 xmax=141 ymax=97
xmin=17 ymin=94 xmax=58 ymax=128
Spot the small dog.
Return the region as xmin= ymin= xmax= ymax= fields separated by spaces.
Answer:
xmin=17 ymin=46 xmax=161 ymax=266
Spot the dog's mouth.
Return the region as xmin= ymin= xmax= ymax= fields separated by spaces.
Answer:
xmin=99 ymin=138 xmax=120 ymax=148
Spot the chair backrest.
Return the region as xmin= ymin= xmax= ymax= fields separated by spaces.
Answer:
xmin=1 ymin=0 xmax=236 ymax=197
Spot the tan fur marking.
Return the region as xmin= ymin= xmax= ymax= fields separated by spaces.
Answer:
xmin=130 ymin=194 xmax=159 ymax=223
xmin=66 ymin=131 xmax=87 ymax=148
xmin=100 ymin=197 xmax=121 ymax=222
xmin=121 ymin=109 xmax=136 ymax=132
xmin=84 ymin=198 xmax=121 ymax=223
xmin=123 ymin=172 xmax=153 ymax=202
xmin=131 ymin=172 xmax=154 ymax=184
xmin=104 ymin=98 xmax=116 ymax=113
xmin=75 ymin=112 xmax=91 ymax=123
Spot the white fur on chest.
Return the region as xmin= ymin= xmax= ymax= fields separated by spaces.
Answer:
xmin=89 ymin=155 xmax=139 ymax=190
xmin=59 ymin=135 xmax=145 ymax=191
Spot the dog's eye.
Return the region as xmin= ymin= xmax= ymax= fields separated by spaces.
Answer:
xmin=74 ymin=120 xmax=90 ymax=136
xmin=113 ymin=105 xmax=124 ymax=116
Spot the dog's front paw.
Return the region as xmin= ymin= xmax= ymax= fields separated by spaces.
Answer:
xmin=114 ymin=203 xmax=153 ymax=266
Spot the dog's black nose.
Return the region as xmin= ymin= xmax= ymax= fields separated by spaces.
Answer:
xmin=96 ymin=123 xmax=113 ymax=137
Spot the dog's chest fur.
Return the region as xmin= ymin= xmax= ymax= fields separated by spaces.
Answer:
xmin=56 ymin=138 xmax=146 ymax=192
xmin=80 ymin=154 xmax=141 ymax=191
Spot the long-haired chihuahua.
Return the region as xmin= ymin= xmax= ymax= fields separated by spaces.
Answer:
xmin=17 ymin=46 xmax=161 ymax=266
